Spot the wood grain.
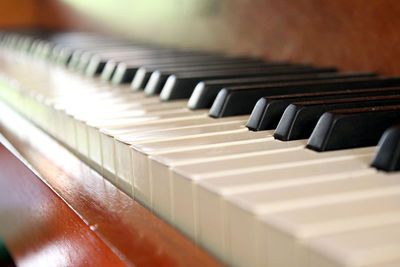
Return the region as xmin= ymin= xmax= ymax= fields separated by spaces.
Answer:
xmin=0 ymin=101 xmax=221 ymax=266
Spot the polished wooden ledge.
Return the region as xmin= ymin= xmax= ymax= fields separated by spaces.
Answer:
xmin=0 ymin=100 xmax=221 ymax=267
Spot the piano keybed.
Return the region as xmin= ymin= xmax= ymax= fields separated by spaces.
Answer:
xmin=1 ymin=30 xmax=400 ymax=267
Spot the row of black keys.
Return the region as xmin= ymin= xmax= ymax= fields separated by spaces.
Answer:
xmin=1 ymin=31 xmax=399 ymax=171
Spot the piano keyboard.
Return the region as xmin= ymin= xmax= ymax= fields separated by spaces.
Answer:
xmin=1 ymin=30 xmax=400 ymax=267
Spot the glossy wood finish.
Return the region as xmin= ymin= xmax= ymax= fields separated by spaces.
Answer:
xmin=0 ymin=100 xmax=221 ymax=267
xmin=0 ymin=141 xmax=125 ymax=267
xmin=55 ymin=0 xmax=400 ymax=75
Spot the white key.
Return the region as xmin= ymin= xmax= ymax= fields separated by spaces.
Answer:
xmin=260 ymin=189 xmax=400 ymax=267
xmin=111 ymin=119 xmax=248 ymax=196
xmin=226 ymin=171 xmax=400 ymax=267
xmin=308 ymin=222 xmax=400 ymax=267
xmin=171 ymin=146 xmax=374 ymax=246
xmin=197 ymin=153 xmax=374 ymax=262
xmin=130 ymin=129 xmax=268 ymax=208
xmin=149 ymin=136 xmax=303 ymax=224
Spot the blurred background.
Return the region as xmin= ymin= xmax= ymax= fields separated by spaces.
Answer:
xmin=1 ymin=0 xmax=400 ymax=75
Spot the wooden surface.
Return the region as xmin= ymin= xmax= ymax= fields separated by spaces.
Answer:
xmin=0 ymin=100 xmax=221 ymax=267
xmin=0 ymin=141 xmax=125 ymax=267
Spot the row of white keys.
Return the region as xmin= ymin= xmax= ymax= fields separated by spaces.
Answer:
xmin=71 ymin=99 xmax=192 ymax=156
xmin=109 ymin=118 xmax=249 ymax=194
xmin=148 ymin=135 xmax=300 ymax=223
xmin=0 ymin=51 xmax=262 ymax=203
xmin=225 ymin=168 xmax=400 ymax=267
xmin=259 ymin=184 xmax=400 ymax=267
xmin=147 ymin=141 xmax=374 ymax=263
xmin=87 ymin=109 xmax=211 ymax=182
xmin=18 ymin=63 xmax=261 ymax=198
xmin=308 ymin=222 xmax=400 ymax=267
xmin=130 ymin=129 xmax=271 ymax=209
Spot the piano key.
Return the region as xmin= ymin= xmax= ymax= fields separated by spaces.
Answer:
xmin=308 ymin=222 xmax=400 ymax=267
xmin=111 ymin=119 xmax=249 ymax=194
xmin=130 ymin=130 xmax=271 ymax=208
xmin=85 ymin=49 xmax=222 ymax=77
xmin=225 ymin=170 xmax=400 ymax=267
xmin=259 ymin=191 xmax=400 ymax=267
xmin=85 ymin=49 xmax=205 ymax=77
xmin=71 ymin=101 xmax=204 ymax=153
xmin=209 ymin=77 xmax=400 ymax=118
xmin=274 ymin=95 xmax=400 ymax=141
xmin=371 ymin=125 xmax=400 ymax=172
xmin=144 ymin=64 xmax=316 ymax=97
xmin=187 ymin=72 xmax=376 ymax=110
xmin=169 ymin=145 xmax=374 ymax=245
xmin=131 ymin=60 xmax=291 ymax=92
xmin=67 ymin=44 xmax=139 ymax=70
xmin=149 ymin=137 xmax=306 ymax=223
xmin=110 ymin=54 xmax=258 ymax=84
xmin=74 ymin=102 xmax=194 ymax=157
xmin=159 ymin=66 xmax=334 ymax=101
xmin=196 ymin=153 xmax=374 ymax=262
xmin=307 ymin=105 xmax=400 ymax=151
xmin=246 ymin=86 xmax=400 ymax=131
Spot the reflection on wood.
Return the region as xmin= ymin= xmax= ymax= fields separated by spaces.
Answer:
xmin=0 ymin=100 xmax=221 ymax=266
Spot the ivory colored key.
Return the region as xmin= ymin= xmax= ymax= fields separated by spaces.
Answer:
xmin=110 ymin=119 xmax=249 ymax=195
xmin=259 ymin=189 xmax=400 ymax=267
xmin=130 ymin=129 xmax=268 ymax=208
xmin=225 ymin=170 xmax=400 ymax=267
xmin=72 ymin=101 xmax=190 ymax=157
xmin=308 ymin=222 xmax=400 ymax=267
xmin=170 ymin=147 xmax=374 ymax=251
xmin=148 ymin=136 xmax=303 ymax=224
xmin=196 ymin=153 xmax=374 ymax=262
xmin=54 ymin=94 xmax=161 ymax=148
xmin=89 ymin=111 xmax=210 ymax=174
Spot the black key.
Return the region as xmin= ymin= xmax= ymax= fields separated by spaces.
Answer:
xmin=140 ymin=61 xmax=296 ymax=94
xmin=72 ymin=45 xmax=154 ymax=72
xmin=90 ymin=51 xmax=256 ymax=78
xmin=274 ymin=95 xmax=400 ymax=141
xmin=159 ymin=66 xmax=333 ymax=101
xmin=371 ymin=125 xmax=400 ymax=172
xmin=132 ymin=60 xmax=287 ymax=91
xmin=53 ymin=39 xmax=138 ymax=65
xmin=84 ymin=49 xmax=214 ymax=77
xmin=187 ymin=71 xmax=378 ymax=110
xmin=85 ymin=49 xmax=188 ymax=76
xmin=209 ymin=77 xmax=400 ymax=118
xmin=111 ymin=56 xmax=264 ymax=84
xmin=306 ymin=105 xmax=400 ymax=152
xmin=247 ymin=87 xmax=400 ymax=131
xmin=76 ymin=48 xmax=159 ymax=73
xmin=67 ymin=43 xmax=140 ymax=70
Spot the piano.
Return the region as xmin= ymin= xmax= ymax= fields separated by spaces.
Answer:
xmin=1 ymin=1 xmax=400 ymax=266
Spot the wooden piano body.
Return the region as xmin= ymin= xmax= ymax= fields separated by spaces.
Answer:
xmin=1 ymin=0 xmax=400 ymax=266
